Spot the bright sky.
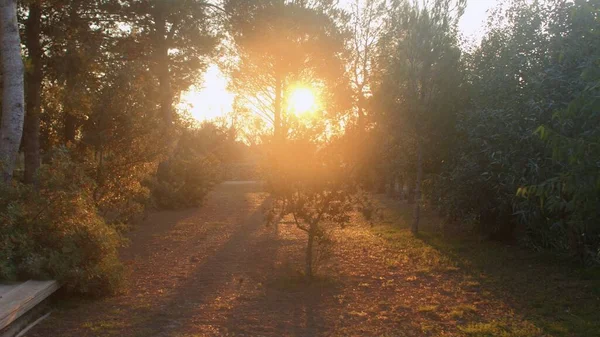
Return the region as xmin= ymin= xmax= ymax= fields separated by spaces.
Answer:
xmin=181 ymin=0 xmax=499 ymax=122
xmin=459 ymin=0 xmax=500 ymax=38
xmin=178 ymin=64 xmax=234 ymax=122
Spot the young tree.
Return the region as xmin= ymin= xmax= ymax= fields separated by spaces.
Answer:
xmin=266 ymin=137 xmax=374 ymax=278
xmin=0 ymin=0 xmax=25 ymax=182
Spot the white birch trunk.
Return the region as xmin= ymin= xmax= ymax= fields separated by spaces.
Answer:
xmin=0 ymin=0 xmax=25 ymax=182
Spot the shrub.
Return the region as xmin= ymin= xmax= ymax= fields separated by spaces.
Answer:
xmin=0 ymin=149 xmax=123 ymax=295
xmin=148 ymin=127 xmax=225 ymax=209
xmin=149 ymin=153 xmax=221 ymax=209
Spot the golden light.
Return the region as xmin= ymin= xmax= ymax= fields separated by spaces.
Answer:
xmin=288 ymin=87 xmax=318 ymax=116
xmin=178 ymin=65 xmax=234 ymax=121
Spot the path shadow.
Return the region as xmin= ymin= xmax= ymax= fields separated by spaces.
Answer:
xmin=123 ymin=192 xmax=277 ymax=336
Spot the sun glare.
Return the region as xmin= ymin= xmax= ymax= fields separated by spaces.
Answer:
xmin=288 ymin=87 xmax=318 ymax=116
xmin=178 ymin=65 xmax=234 ymax=122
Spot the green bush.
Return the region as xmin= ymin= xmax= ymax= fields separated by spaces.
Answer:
xmin=149 ymin=154 xmax=221 ymax=209
xmin=148 ymin=123 xmax=234 ymax=209
xmin=0 ymin=149 xmax=123 ymax=295
xmin=431 ymin=0 xmax=600 ymax=262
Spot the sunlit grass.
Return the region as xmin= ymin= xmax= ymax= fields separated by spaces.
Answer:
xmin=369 ymin=196 xmax=600 ymax=337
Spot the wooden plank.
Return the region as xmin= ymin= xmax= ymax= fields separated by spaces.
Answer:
xmin=0 ymin=285 xmax=19 ymax=300
xmin=15 ymin=311 xmax=52 ymax=337
xmin=0 ymin=281 xmax=59 ymax=330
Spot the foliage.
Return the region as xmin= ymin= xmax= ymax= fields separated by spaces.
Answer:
xmin=430 ymin=0 xmax=555 ymax=238
xmin=265 ymin=136 xmax=377 ymax=278
xmin=429 ymin=0 xmax=600 ymax=262
xmin=0 ymin=0 xmax=225 ymax=292
xmin=373 ymin=0 xmax=466 ymax=231
xmin=0 ymin=149 xmax=123 ymax=294
xmin=149 ymin=122 xmax=241 ymax=209
xmin=223 ymin=0 xmax=351 ymax=138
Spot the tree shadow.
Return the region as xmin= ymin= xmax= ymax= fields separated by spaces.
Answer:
xmin=221 ymin=269 xmax=340 ymax=337
xmin=125 ymin=200 xmax=272 ymax=336
xmin=410 ymin=217 xmax=600 ymax=336
xmin=370 ymin=194 xmax=599 ymax=335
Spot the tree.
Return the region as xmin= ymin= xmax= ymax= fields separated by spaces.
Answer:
xmin=0 ymin=0 xmax=25 ymax=182
xmin=375 ymin=0 xmax=465 ymax=233
xmin=433 ymin=0 xmax=553 ymax=239
xmin=521 ymin=0 xmax=600 ymax=263
xmin=266 ymin=136 xmax=374 ymax=278
xmin=122 ymin=0 xmax=217 ymax=129
xmin=348 ymin=0 xmax=385 ymax=131
xmin=0 ymin=0 xmax=236 ymax=293
xmin=224 ymin=0 xmax=350 ymax=141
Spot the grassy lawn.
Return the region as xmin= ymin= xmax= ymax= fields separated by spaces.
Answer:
xmin=371 ymin=197 xmax=600 ymax=337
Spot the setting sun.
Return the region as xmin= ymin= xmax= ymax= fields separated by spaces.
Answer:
xmin=288 ymin=87 xmax=318 ymax=116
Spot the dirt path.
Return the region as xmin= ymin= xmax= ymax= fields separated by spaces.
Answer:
xmin=26 ymin=183 xmax=597 ymax=337
xmin=28 ymin=182 xmax=340 ymax=337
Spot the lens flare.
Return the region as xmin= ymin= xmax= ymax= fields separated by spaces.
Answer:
xmin=288 ymin=87 xmax=318 ymax=115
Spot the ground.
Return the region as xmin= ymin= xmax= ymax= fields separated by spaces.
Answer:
xmin=28 ymin=182 xmax=600 ymax=337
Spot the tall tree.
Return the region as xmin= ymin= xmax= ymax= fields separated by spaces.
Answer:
xmin=348 ymin=0 xmax=385 ymax=131
xmin=40 ymin=0 xmax=111 ymax=145
xmin=123 ymin=0 xmax=217 ymax=130
xmin=376 ymin=0 xmax=465 ymax=233
xmin=224 ymin=0 xmax=349 ymax=141
xmin=0 ymin=0 xmax=25 ymax=182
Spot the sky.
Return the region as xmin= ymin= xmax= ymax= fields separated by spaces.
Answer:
xmin=182 ymin=0 xmax=500 ymax=122
xmin=459 ymin=0 xmax=500 ymax=38
xmin=178 ymin=64 xmax=234 ymax=122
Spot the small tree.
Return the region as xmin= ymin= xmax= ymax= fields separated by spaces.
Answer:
xmin=265 ymin=138 xmax=375 ymax=279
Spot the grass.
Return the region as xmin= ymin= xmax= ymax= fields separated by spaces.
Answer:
xmin=449 ymin=303 xmax=478 ymax=319
xmin=459 ymin=320 xmax=543 ymax=337
xmin=371 ymin=197 xmax=600 ymax=337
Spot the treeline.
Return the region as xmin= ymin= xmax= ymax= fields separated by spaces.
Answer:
xmin=1 ymin=0 xmax=598 ymax=293
xmin=0 ymin=0 xmax=239 ymax=293
xmin=367 ymin=0 xmax=600 ymax=264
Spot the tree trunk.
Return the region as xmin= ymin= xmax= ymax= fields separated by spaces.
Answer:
xmin=153 ymin=1 xmax=174 ymax=178
xmin=274 ymin=74 xmax=282 ymax=141
xmin=387 ymin=172 xmax=395 ymax=197
xmin=23 ymin=0 xmax=43 ymax=185
xmin=357 ymin=95 xmax=366 ymax=133
xmin=407 ymin=174 xmax=415 ymax=204
xmin=305 ymin=225 xmax=315 ymax=279
xmin=154 ymin=1 xmax=173 ymax=127
xmin=63 ymin=0 xmax=82 ymax=144
xmin=397 ymin=174 xmax=404 ymax=200
xmin=412 ymin=137 xmax=423 ymax=234
xmin=0 ymin=0 xmax=25 ymax=182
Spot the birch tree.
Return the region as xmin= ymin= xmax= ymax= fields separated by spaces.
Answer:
xmin=0 ymin=0 xmax=25 ymax=182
